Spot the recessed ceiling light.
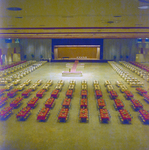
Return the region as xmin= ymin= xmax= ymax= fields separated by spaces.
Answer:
xmin=114 ymin=16 xmax=121 ymax=17
xmin=107 ymin=21 xmax=114 ymax=24
xmin=138 ymin=5 xmax=149 ymax=9
xmin=7 ymin=7 xmax=22 ymax=11
xmin=15 ymin=17 xmax=22 ymax=18
xmin=101 ymin=20 xmax=120 ymax=24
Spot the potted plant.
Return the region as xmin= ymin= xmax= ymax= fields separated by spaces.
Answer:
xmin=31 ymin=54 xmax=34 ymax=59
xmin=126 ymin=55 xmax=129 ymax=61
xmin=120 ymin=55 xmax=123 ymax=61
xmin=40 ymin=55 xmax=43 ymax=61
xmin=40 ymin=55 xmax=43 ymax=59
xmin=114 ymin=55 xmax=116 ymax=61
xmin=24 ymin=55 xmax=27 ymax=60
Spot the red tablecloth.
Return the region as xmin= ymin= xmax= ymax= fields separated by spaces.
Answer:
xmin=139 ymin=110 xmax=149 ymax=122
xmin=143 ymin=94 xmax=149 ymax=101
xmin=58 ymin=108 xmax=69 ymax=120
xmin=51 ymin=90 xmax=59 ymax=98
xmin=81 ymin=90 xmax=87 ymax=97
xmin=124 ymin=91 xmax=134 ymax=99
xmin=80 ymin=98 xmax=88 ymax=108
xmin=136 ymin=88 xmax=147 ymax=95
xmin=131 ymin=99 xmax=143 ymax=109
xmin=45 ymin=98 xmax=55 ymax=108
xmin=119 ymin=109 xmax=131 ymax=121
xmin=0 ymin=96 xmax=8 ymax=106
xmin=0 ymin=89 xmax=5 ymax=95
xmin=100 ymin=109 xmax=110 ymax=121
xmin=114 ymin=99 xmax=124 ymax=109
xmin=22 ymin=89 xmax=32 ymax=97
xmin=62 ymin=98 xmax=71 ymax=108
xmin=10 ymin=97 xmax=23 ymax=107
xmin=79 ymin=108 xmax=88 ymax=119
xmin=7 ymin=89 xmax=18 ymax=97
xmin=37 ymin=108 xmax=50 ymax=121
xmin=27 ymin=97 xmax=39 ymax=107
xmin=16 ymin=107 xmax=31 ymax=119
xmin=97 ymin=99 xmax=106 ymax=109
xmin=110 ymin=90 xmax=118 ymax=98
xmin=66 ymin=89 xmax=73 ymax=97
xmin=36 ymin=89 xmax=46 ymax=98
xmin=95 ymin=90 xmax=102 ymax=98
xmin=0 ymin=107 xmax=13 ymax=118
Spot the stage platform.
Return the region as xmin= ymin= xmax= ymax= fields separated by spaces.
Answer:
xmin=62 ymin=60 xmax=83 ymax=77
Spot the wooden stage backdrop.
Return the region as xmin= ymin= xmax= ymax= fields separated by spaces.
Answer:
xmin=54 ymin=45 xmax=100 ymax=60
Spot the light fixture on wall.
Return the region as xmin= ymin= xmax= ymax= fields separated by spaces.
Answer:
xmin=15 ymin=39 xmax=20 ymax=43
xmin=137 ymin=38 xmax=142 ymax=43
xmin=145 ymin=38 xmax=149 ymax=42
xmin=5 ymin=38 xmax=12 ymax=43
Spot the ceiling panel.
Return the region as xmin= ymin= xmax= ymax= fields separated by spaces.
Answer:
xmin=0 ymin=0 xmax=149 ymax=38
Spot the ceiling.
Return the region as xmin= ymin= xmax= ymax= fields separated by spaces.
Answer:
xmin=0 ymin=0 xmax=149 ymax=38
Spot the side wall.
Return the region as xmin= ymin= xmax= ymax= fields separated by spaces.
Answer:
xmin=1 ymin=38 xmax=143 ymax=62
xmin=0 ymin=38 xmax=20 ymax=64
xmin=103 ymin=39 xmax=137 ymax=61
xmin=20 ymin=39 xmax=52 ymax=61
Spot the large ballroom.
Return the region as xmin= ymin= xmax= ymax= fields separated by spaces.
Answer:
xmin=0 ymin=0 xmax=149 ymax=150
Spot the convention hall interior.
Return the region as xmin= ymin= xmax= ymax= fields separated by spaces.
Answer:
xmin=0 ymin=0 xmax=149 ymax=150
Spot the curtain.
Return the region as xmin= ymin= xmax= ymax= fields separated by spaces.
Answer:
xmin=20 ymin=39 xmax=52 ymax=61
xmin=103 ymin=39 xmax=137 ymax=61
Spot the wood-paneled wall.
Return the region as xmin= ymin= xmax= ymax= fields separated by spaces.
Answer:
xmin=57 ymin=47 xmax=97 ymax=59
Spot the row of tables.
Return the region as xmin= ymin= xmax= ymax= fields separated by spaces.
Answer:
xmin=57 ymin=80 xmax=75 ymax=122
xmin=120 ymin=61 xmax=149 ymax=82
xmin=0 ymin=61 xmax=27 ymax=71
xmin=14 ymin=80 xmax=53 ymax=120
xmin=0 ymin=61 xmax=49 ymax=120
xmin=0 ymin=79 xmax=52 ymax=120
xmin=108 ymin=60 xmax=149 ymax=124
xmin=94 ymin=80 xmax=110 ymax=123
xmin=36 ymin=80 xmax=59 ymax=121
xmin=0 ymin=78 xmax=149 ymax=124
xmin=79 ymin=81 xmax=88 ymax=122
xmin=108 ymin=80 xmax=133 ymax=124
